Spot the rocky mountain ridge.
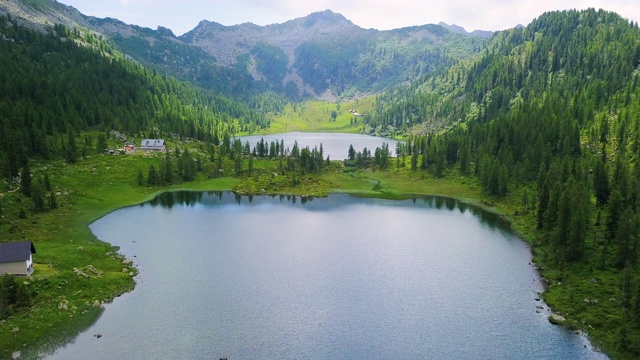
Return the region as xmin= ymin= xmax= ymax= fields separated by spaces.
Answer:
xmin=0 ymin=1 xmax=491 ymax=100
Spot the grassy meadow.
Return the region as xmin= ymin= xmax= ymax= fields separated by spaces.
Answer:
xmin=0 ymin=134 xmax=625 ymax=359
xmin=267 ymin=98 xmax=375 ymax=134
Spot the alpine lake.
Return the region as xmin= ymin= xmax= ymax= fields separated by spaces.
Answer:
xmin=41 ymin=133 xmax=607 ymax=359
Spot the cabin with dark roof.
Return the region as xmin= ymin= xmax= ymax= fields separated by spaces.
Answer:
xmin=140 ymin=139 xmax=166 ymax=152
xmin=0 ymin=241 xmax=36 ymax=276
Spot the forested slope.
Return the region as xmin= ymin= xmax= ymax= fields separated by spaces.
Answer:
xmin=0 ymin=1 xmax=489 ymax=101
xmin=0 ymin=14 xmax=267 ymax=180
xmin=371 ymin=9 xmax=640 ymax=357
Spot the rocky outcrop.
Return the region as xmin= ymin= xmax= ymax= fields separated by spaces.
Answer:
xmin=0 ymin=1 xmax=486 ymax=100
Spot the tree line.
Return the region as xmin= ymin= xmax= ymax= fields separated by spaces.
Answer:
xmin=0 ymin=16 xmax=267 ymax=181
xmin=369 ymin=9 xmax=640 ymax=355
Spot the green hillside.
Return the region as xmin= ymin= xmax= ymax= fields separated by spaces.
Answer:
xmin=0 ymin=14 xmax=267 ymax=182
xmin=4 ymin=4 xmax=640 ymax=359
xmin=369 ymin=9 xmax=640 ymax=358
xmin=0 ymin=1 xmax=488 ymax=101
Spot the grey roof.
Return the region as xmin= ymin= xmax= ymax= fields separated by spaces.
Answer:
xmin=0 ymin=242 xmax=36 ymax=263
xmin=141 ymin=139 xmax=165 ymax=147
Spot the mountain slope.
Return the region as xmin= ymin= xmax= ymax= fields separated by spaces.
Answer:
xmin=438 ymin=22 xmax=493 ymax=38
xmin=0 ymin=12 xmax=265 ymax=180
xmin=371 ymin=9 xmax=640 ymax=358
xmin=0 ymin=1 xmax=489 ymax=100
xmin=180 ymin=9 xmax=489 ymax=99
xmin=367 ymin=8 xmax=640 ymax=134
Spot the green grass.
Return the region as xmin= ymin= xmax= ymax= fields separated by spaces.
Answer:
xmin=0 ymin=151 xmax=239 ymax=359
xmin=0 ymin=147 xmax=633 ymax=359
xmin=267 ymin=98 xmax=375 ymax=134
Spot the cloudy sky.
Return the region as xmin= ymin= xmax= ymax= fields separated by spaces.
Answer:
xmin=57 ymin=0 xmax=640 ymax=35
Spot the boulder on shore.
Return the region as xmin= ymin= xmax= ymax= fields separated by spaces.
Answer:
xmin=549 ymin=314 xmax=566 ymax=324
xmin=92 ymin=300 xmax=101 ymax=308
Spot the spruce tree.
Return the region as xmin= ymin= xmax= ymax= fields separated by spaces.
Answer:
xmin=593 ymin=157 xmax=610 ymax=206
xmin=48 ymin=191 xmax=58 ymax=209
xmin=65 ymin=131 xmax=78 ymax=163
xmin=20 ymin=162 xmax=32 ymax=197
xmin=137 ymin=169 xmax=144 ymax=186
xmin=43 ymin=173 xmax=51 ymax=192
xmin=32 ymin=184 xmax=45 ymax=212
xmin=147 ymin=165 xmax=158 ymax=186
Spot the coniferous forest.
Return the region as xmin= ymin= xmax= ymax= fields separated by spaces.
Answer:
xmin=0 ymin=14 xmax=267 ymax=181
xmin=367 ymin=9 xmax=640 ymax=355
xmin=4 ymin=4 xmax=640 ymax=359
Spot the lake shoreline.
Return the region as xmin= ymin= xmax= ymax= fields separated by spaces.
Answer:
xmin=46 ymin=189 xmax=608 ymax=358
xmin=1 ymin=152 xmax=611 ymax=359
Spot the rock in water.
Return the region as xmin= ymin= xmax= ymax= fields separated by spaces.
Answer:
xmin=549 ymin=314 xmax=566 ymax=324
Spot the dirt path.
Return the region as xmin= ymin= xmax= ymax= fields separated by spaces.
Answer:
xmin=0 ymin=187 xmax=19 ymax=197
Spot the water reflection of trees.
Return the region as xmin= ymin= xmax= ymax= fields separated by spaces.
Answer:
xmin=148 ymin=191 xmax=204 ymax=208
xmin=145 ymin=191 xmax=510 ymax=231
xmin=419 ymin=196 xmax=508 ymax=230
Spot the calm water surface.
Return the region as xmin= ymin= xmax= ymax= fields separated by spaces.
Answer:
xmin=238 ymin=132 xmax=400 ymax=160
xmin=46 ymin=192 xmax=607 ymax=359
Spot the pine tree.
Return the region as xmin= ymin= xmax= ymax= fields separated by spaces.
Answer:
xmin=634 ymin=279 xmax=640 ymax=326
xmin=20 ymin=162 xmax=32 ymax=197
xmin=96 ymin=133 xmax=107 ymax=154
xmin=162 ymin=152 xmax=173 ymax=184
xmin=348 ymin=144 xmax=356 ymax=161
xmin=593 ymin=157 xmax=610 ymax=206
xmin=234 ymin=155 xmax=242 ymax=176
xmin=32 ymin=184 xmax=45 ymax=212
xmin=567 ymin=181 xmax=590 ymax=261
xmin=137 ymin=169 xmax=144 ymax=186
xmin=216 ymin=153 xmax=223 ymax=177
xmin=65 ymin=131 xmax=78 ymax=163
xmin=181 ymin=148 xmax=194 ymax=181
xmin=607 ymin=189 xmax=625 ymax=241
xmin=48 ymin=191 xmax=58 ymax=209
xmin=498 ymin=163 xmax=509 ymax=195
xmin=1 ymin=275 xmax=17 ymax=307
xmin=15 ymin=283 xmax=32 ymax=308
xmin=615 ymin=208 xmax=639 ymax=268
xmin=147 ymin=165 xmax=158 ymax=186
xmin=43 ymin=173 xmax=51 ymax=192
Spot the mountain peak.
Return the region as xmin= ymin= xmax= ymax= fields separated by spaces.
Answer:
xmin=156 ymin=26 xmax=175 ymax=37
xmin=438 ymin=22 xmax=468 ymax=34
xmin=438 ymin=22 xmax=493 ymax=38
xmin=303 ymin=9 xmax=353 ymax=28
